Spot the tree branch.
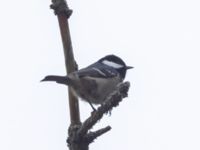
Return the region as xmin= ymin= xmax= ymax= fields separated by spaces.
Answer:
xmin=50 ymin=0 xmax=81 ymax=126
xmin=85 ymin=126 xmax=112 ymax=144
xmin=67 ymin=82 xmax=130 ymax=147
xmin=50 ymin=1 xmax=131 ymax=149
xmin=77 ymin=82 xmax=130 ymax=137
xmin=50 ymin=0 xmax=72 ymax=17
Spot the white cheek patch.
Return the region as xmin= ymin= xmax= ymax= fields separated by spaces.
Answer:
xmin=102 ymin=60 xmax=123 ymax=69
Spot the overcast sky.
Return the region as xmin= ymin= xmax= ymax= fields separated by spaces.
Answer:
xmin=0 ymin=0 xmax=200 ymax=150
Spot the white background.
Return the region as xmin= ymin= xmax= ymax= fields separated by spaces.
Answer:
xmin=0 ymin=0 xmax=200 ymax=150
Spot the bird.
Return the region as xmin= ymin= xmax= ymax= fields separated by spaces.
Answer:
xmin=41 ymin=54 xmax=133 ymax=110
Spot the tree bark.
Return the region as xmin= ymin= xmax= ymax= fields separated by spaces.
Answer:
xmin=50 ymin=0 xmax=81 ymax=127
xmin=49 ymin=1 xmax=131 ymax=150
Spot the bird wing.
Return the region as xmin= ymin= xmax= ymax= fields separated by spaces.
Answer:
xmin=77 ymin=62 xmax=118 ymax=78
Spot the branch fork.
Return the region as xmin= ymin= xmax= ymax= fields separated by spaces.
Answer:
xmin=49 ymin=1 xmax=131 ymax=149
xmin=67 ymin=82 xmax=130 ymax=148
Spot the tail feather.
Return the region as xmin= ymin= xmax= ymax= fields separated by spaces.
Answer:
xmin=41 ymin=75 xmax=70 ymax=85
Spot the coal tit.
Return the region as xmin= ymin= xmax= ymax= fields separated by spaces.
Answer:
xmin=41 ymin=55 xmax=133 ymax=109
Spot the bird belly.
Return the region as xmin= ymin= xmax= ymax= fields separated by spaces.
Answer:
xmin=71 ymin=76 xmax=121 ymax=104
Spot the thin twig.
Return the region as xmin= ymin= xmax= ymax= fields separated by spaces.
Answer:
xmin=85 ymin=126 xmax=112 ymax=144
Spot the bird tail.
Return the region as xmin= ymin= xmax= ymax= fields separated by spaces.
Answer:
xmin=41 ymin=75 xmax=71 ymax=85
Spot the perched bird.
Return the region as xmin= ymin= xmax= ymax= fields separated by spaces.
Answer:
xmin=41 ymin=55 xmax=133 ymax=110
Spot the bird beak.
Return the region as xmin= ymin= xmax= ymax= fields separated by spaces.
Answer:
xmin=126 ymin=66 xmax=134 ymax=70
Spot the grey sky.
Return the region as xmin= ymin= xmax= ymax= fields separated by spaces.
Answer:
xmin=0 ymin=0 xmax=200 ymax=150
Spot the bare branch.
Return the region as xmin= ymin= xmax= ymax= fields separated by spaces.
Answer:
xmin=50 ymin=1 xmax=131 ymax=149
xmin=77 ymin=81 xmax=130 ymax=137
xmin=50 ymin=0 xmax=81 ymax=126
xmin=50 ymin=0 xmax=72 ymax=17
xmin=85 ymin=126 xmax=112 ymax=144
xmin=67 ymin=82 xmax=130 ymax=148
